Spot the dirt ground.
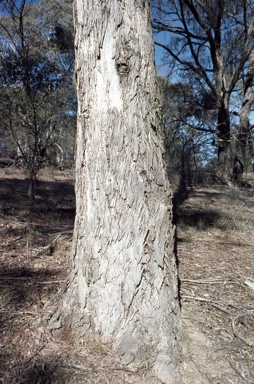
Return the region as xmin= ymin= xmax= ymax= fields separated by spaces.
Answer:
xmin=177 ymin=181 xmax=254 ymax=384
xmin=0 ymin=165 xmax=253 ymax=384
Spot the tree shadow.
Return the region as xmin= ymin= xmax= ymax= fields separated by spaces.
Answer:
xmin=0 ymin=177 xmax=75 ymax=201
xmin=0 ymin=177 xmax=28 ymax=200
xmin=0 ymin=353 xmax=78 ymax=384
xmin=176 ymin=188 xmax=240 ymax=231
xmin=0 ymin=177 xmax=75 ymax=229
xmin=176 ymin=187 xmax=254 ymax=230
xmin=177 ymin=209 xmax=224 ymax=230
xmin=0 ymin=266 xmax=63 ymax=307
xmin=172 ymin=179 xmax=190 ymax=226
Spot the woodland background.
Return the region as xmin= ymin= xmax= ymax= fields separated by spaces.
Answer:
xmin=0 ymin=1 xmax=254 ymax=383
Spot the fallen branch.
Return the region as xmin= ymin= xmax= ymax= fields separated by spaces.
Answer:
xmin=59 ymin=363 xmax=138 ymax=374
xmin=181 ymin=278 xmax=240 ymax=285
xmin=184 ymin=292 xmax=254 ymax=346
xmin=59 ymin=363 xmax=93 ymax=372
xmin=181 ymin=294 xmax=234 ymax=315
xmin=37 ymin=280 xmax=65 ymax=284
xmin=0 ymin=277 xmax=64 ymax=284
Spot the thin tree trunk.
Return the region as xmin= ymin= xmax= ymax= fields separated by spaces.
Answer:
xmin=49 ymin=0 xmax=182 ymax=382
xmin=248 ymin=131 xmax=254 ymax=173
xmin=27 ymin=166 xmax=36 ymax=200
xmin=217 ymin=95 xmax=232 ymax=183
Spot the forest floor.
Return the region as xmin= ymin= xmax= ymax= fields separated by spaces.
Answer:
xmin=0 ymin=165 xmax=253 ymax=384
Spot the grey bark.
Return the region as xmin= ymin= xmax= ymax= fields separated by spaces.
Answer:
xmin=49 ymin=0 xmax=182 ymax=383
xmin=234 ymin=50 xmax=254 ymax=181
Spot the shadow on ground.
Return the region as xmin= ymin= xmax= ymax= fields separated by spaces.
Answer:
xmin=175 ymin=187 xmax=253 ymax=230
xmin=0 ymin=170 xmax=75 ymax=384
xmin=0 ymin=266 xmax=67 ymax=383
xmin=177 ymin=209 xmax=225 ymax=229
xmin=0 ymin=353 xmax=79 ymax=384
xmin=0 ymin=266 xmax=62 ymax=308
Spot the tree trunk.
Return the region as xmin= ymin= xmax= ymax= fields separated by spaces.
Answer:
xmin=213 ymin=38 xmax=232 ymax=184
xmin=49 ymin=0 xmax=182 ymax=382
xmin=234 ymin=50 xmax=254 ymax=181
xmin=217 ymin=95 xmax=232 ymax=183
xmin=27 ymin=166 xmax=36 ymax=200
xmin=248 ymin=131 xmax=254 ymax=173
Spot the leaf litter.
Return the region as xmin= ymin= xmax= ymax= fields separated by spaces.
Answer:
xmin=0 ymin=166 xmax=254 ymax=383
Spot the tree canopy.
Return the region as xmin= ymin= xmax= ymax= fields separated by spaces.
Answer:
xmin=152 ymin=0 xmax=254 ymax=183
xmin=0 ymin=0 xmax=76 ymax=198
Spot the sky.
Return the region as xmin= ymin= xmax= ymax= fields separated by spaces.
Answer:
xmin=154 ymin=32 xmax=170 ymax=77
xmin=11 ymin=0 xmax=170 ymax=77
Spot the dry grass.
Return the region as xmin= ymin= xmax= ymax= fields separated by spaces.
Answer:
xmin=0 ymin=166 xmax=253 ymax=383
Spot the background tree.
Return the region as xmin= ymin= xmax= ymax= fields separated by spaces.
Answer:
xmin=49 ymin=0 xmax=182 ymax=382
xmin=0 ymin=0 xmax=76 ymax=199
xmin=234 ymin=49 xmax=254 ymax=181
xmin=159 ymin=77 xmax=217 ymax=186
xmin=152 ymin=0 xmax=254 ymax=184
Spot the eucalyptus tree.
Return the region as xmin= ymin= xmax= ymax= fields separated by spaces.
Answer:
xmin=159 ymin=77 xmax=217 ymax=185
xmin=234 ymin=49 xmax=254 ymax=180
xmin=48 ymin=0 xmax=182 ymax=382
xmin=152 ymin=0 xmax=254 ymax=184
xmin=0 ymin=0 xmax=75 ymax=199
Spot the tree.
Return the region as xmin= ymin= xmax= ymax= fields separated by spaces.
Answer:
xmin=0 ymin=0 xmax=76 ymax=199
xmin=159 ymin=77 xmax=217 ymax=185
xmin=152 ymin=0 xmax=254 ymax=184
xmin=234 ymin=49 xmax=254 ymax=181
xmin=48 ymin=0 xmax=182 ymax=382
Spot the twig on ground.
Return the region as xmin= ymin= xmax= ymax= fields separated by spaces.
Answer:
xmin=22 ymin=343 xmax=45 ymax=366
xmin=38 ymin=280 xmax=65 ymax=284
xmin=59 ymin=363 xmax=93 ymax=372
xmin=59 ymin=363 xmax=140 ymax=375
xmin=231 ymin=314 xmax=254 ymax=347
xmin=185 ymin=292 xmax=254 ymax=347
xmin=111 ymin=366 xmax=140 ymax=374
xmin=181 ymin=294 xmax=235 ymax=315
xmin=3 ymin=226 xmax=27 ymax=245
xmin=181 ymin=278 xmax=240 ymax=285
xmin=229 ymin=357 xmax=254 ymax=383
xmin=208 ymin=302 xmax=233 ymax=315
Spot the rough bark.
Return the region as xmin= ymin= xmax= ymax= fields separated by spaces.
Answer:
xmin=49 ymin=0 xmax=182 ymax=383
xmin=234 ymin=50 xmax=254 ymax=181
